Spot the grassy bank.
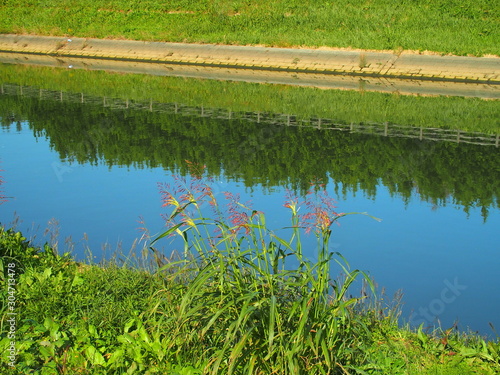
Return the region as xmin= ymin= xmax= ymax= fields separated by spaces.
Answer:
xmin=0 ymin=0 xmax=498 ymax=56
xmin=1 ymin=169 xmax=499 ymax=374
xmin=1 ymin=64 xmax=499 ymax=134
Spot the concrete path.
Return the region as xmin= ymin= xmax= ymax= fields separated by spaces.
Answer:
xmin=1 ymin=52 xmax=498 ymax=99
xmin=0 ymin=34 xmax=499 ymax=83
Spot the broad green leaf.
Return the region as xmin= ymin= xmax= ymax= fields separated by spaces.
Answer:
xmin=85 ymin=345 xmax=106 ymax=366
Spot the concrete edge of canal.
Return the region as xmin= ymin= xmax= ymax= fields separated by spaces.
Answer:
xmin=1 ymin=34 xmax=499 ymax=84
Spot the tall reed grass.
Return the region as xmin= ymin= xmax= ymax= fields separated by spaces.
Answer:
xmin=146 ymin=161 xmax=379 ymax=373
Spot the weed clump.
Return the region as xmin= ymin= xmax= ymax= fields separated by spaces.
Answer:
xmin=149 ymin=162 xmax=377 ymax=373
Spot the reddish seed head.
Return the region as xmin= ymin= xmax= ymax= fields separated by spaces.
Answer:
xmin=286 ymin=184 xmax=339 ymax=234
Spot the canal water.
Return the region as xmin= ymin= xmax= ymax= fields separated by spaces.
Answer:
xmin=0 ymin=65 xmax=499 ymax=337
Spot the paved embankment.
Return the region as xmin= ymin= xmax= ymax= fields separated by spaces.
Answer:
xmin=1 ymin=51 xmax=499 ymax=99
xmin=0 ymin=34 xmax=499 ymax=83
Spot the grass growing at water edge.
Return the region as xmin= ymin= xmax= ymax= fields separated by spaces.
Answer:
xmin=150 ymin=162 xmax=381 ymax=373
xmin=1 ymin=164 xmax=499 ymax=373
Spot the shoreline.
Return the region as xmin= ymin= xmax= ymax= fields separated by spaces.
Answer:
xmin=1 ymin=34 xmax=499 ymax=84
xmin=2 ymin=52 xmax=499 ymax=100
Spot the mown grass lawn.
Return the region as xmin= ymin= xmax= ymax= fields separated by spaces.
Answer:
xmin=0 ymin=0 xmax=498 ymax=56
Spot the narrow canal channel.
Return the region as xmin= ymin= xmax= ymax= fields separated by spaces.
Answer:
xmin=0 ymin=62 xmax=499 ymax=337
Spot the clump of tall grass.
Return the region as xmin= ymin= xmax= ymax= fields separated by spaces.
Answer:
xmin=147 ymin=161 xmax=378 ymax=374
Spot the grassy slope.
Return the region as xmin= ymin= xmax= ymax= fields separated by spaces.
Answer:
xmin=1 ymin=224 xmax=499 ymax=374
xmin=0 ymin=0 xmax=499 ymax=56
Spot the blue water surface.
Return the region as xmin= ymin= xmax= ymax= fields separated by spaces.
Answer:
xmin=1 ymin=122 xmax=499 ymax=337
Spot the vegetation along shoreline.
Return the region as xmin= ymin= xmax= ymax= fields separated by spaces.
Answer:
xmin=1 ymin=169 xmax=500 ymax=373
xmin=1 ymin=1 xmax=499 ymax=373
xmin=0 ymin=0 xmax=499 ymax=82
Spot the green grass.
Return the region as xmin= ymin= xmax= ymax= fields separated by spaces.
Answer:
xmin=0 ymin=0 xmax=499 ymax=56
xmin=1 ymin=63 xmax=499 ymax=134
xmin=1 ymin=167 xmax=499 ymax=374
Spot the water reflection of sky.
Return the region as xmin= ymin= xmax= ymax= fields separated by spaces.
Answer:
xmin=1 ymin=123 xmax=499 ymax=337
